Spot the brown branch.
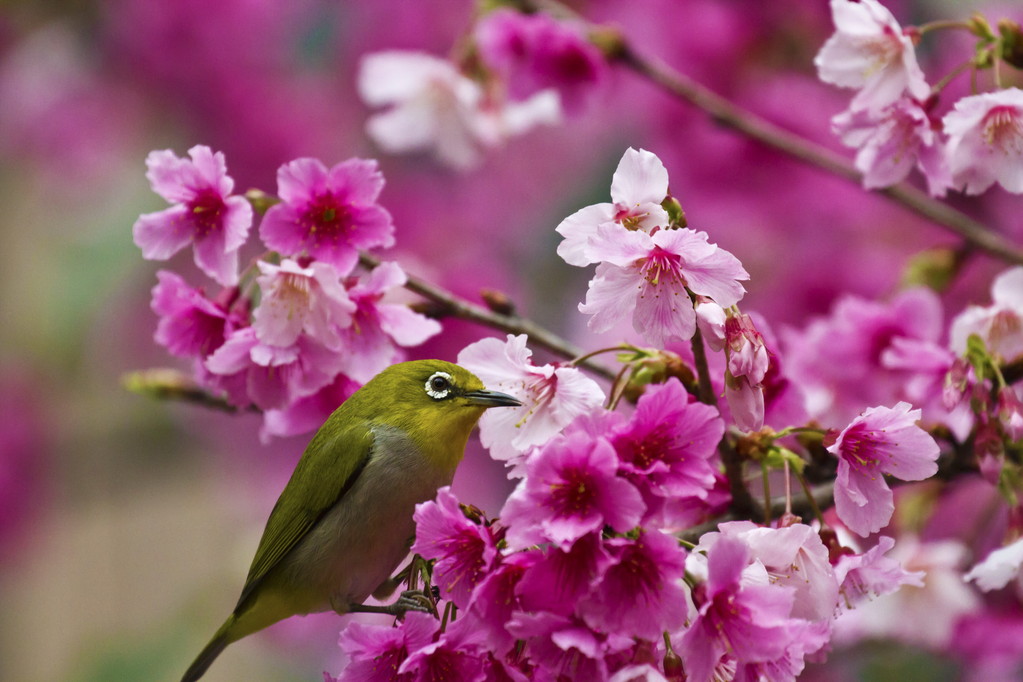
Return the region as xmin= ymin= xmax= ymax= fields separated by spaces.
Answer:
xmin=615 ymin=46 xmax=1023 ymax=266
xmin=122 ymin=368 xmax=245 ymax=413
xmin=359 ymin=253 xmax=617 ymax=381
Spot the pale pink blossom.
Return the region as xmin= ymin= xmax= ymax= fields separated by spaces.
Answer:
xmin=556 ymin=147 xmax=671 ymax=266
xmin=833 ymin=535 xmax=924 ymax=610
xmin=252 ymin=259 xmax=355 ymax=349
xmin=133 ymin=145 xmax=253 ymax=285
xmin=950 ymin=266 xmax=1023 ymax=363
xmin=723 ymin=312 xmax=769 ymax=432
xmin=833 ymin=96 xmax=951 ymax=196
xmin=457 ymin=334 xmax=605 ymax=467
xmin=337 ymin=262 xmax=442 ymax=383
xmin=944 ymin=88 xmax=1023 ymax=194
xmin=579 ymin=226 xmax=748 ymax=346
xmin=828 ymin=402 xmax=939 ymax=537
xmin=815 ymin=0 xmax=929 ymax=112
xmin=964 ymin=537 xmax=1023 ymax=592
xmin=358 ymin=51 xmax=559 ymax=170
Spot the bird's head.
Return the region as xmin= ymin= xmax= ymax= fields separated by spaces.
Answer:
xmin=354 ymin=359 xmax=521 ymax=461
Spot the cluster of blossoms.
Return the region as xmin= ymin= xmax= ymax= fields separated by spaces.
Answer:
xmin=358 ymin=8 xmax=609 ymax=169
xmin=126 ymin=3 xmax=1023 ymax=678
xmin=133 ymin=145 xmax=441 ymax=439
xmin=816 ymin=0 xmax=1023 ymax=196
xmin=314 ymin=147 xmax=1023 ymax=681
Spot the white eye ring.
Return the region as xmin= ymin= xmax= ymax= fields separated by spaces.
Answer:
xmin=425 ymin=371 xmax=453 ymax=399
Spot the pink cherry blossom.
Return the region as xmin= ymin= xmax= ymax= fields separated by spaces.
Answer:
xmin=466 ymin=553 xmax=535 ymax=657
xmin=943 ymin=88 xmax=1023 ymax=195
xmin=505 ymin=611 xmax=634 ymax=682
xmin=252 ymin=259 xmax=355 ymax=349
xmin=723 ymin=312 xmax=769 ymax=432
xmin=475 ymin=9 xmax=608 ymax=117
xmin=828 ymin=402 xmax=939 ymax=537
xmin=499 ymin=431 xmax=645 ymax=550
xmin=259 ymin=157 xmax=394 ymax=274
xmin=338 ymin=262 xmax=443 ymax=383
xmin=411 ymin=487 xmax=501 ymax=608
xmin=950 ymin=266 xmax=1023 ymax=363
xmin=457 ymin=334 xmax=605 ymax=466
xmin=814 ymin=0 xmax=929 ymax=112
xmin=577 ymin=530 xmax=688 ymax=641
xmin=608 ymin=378 xmax=723 ymax=527
xmin=679 ymin=536 xmax=803 ymax=682
xmin=397 ymin=616 xmax=487 ymax=682
xmin=336 ymin=611 xmax=437 ymax=682
xmin=555 ymin=147 xmax=670 ymax=267
xmin=833 ymin=96 xmax=952 ymax=196
xmin=150 ymin=270 xmax=244 ymax=358
xmin=133 ymin=145 xmax=253 ymax=286
xmin=260 ymin=373 xmax=360 ymax=441
xmin=579 ymin=226 xmax=749 ymax=346
xmin=833 ymin=535 xmax=924 ymax=609
xmin=515 ymin=532 xmax=614 ymax=617
xmin=701 ymin=521 xmax=838 ymax=622
xmin=204 ymin=327 xmax=344 ymax=410
xmin=358 ymin=51 xmax=559 ymax=170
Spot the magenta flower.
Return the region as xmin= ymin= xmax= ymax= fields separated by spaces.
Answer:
xmin=336 ymin=611 xmax=437 ymax=682
xmin=506 ymin=611 xmax=633 ymax=682
xmin=609 ymin=378 xmax=723 ymax=523
xmin=204 ymin=327 xmax=344 ymax=410
xmin=515 ymin=532 xmax=614 ymax=617
xmin=252 ymin=258 xmax=355 ymax=349
xmin=499 ymin=431 xmax=645 ymax=550
xmin=338 ymin=262 xmax=442 ymax=383
xmin=457 ymin=334 xmax=605 ymax=467
xmin=814 ymin=0 xmax=929 ymax=112
xmin=133 ymin=145 xmax=253 ymax=286
xmin=150 ymin=270 xmax=244 ymax=358
xmin=579 ymin=226 xmax=749 ymax=346
xmin=702 ymin=521 xmax=838 ymax=622
xmin=833 ymin=96 xmax=952 ymax=197
xmin=555 ymin=147 xmax=670 ymax=267
xmin=411 ymin=487 xmax=500 ymax=608
xmin=833 ymin=535 xmax=924 ymax=609
xmin=828 ymin=402 xmax=939 ymax=537
xmin=943 ymin=88 xmax=1023 ymax=195
xmin=466 ymin=552 xmax=535 ymax=656
xmin=475 ymin=9 xmax=608 ymax=116
xmin=259 ymin=157 xmax=394 ymax=273
xmin=577 ymin=530 xmax=688 ymax=641
xmin=679 ymin=536 xmax=802 ymax=682
xmin=397 ymin=615 xmax=487 ymax=682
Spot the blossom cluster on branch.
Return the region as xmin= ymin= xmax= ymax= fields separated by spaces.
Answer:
xmin=124 ymin=0 xmax=1023 ymax=680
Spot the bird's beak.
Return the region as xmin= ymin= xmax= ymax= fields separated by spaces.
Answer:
xmin=464 ymin=389 xmax=523 ymax=408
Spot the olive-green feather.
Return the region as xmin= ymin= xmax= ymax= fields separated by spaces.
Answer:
xmin=235 ymin=423 xmax=375 ymax=610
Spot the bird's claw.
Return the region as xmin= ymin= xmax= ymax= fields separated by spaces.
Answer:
xmin=347 ymin=588 xmax=438 ymax=619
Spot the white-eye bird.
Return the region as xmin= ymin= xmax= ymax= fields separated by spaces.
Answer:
xmin=181 ymin=359 xmax=521 ymax=681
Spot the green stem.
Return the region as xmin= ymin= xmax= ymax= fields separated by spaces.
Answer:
xmin=795 ymin=470 xmax=827 ymax=526
xmin=916 ymin=19 xmax=974 ymax=36
xmin=762 ymin=462 xmax=772 ymax=525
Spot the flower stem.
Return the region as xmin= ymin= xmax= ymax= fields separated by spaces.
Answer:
xmin=690 ymin=322 xmax=716 ymax=406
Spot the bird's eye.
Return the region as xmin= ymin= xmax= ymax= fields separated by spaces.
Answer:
xmin=425 ymin=371 xmax=453 ymax=400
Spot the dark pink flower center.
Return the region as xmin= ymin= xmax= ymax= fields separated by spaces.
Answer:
xmin=616 ymin=426 xmax=672 ymax=471
xmin=839 ymin=423 xmax=885 ymax=470
xmin=551 ymin=467 xmax=596 ymax=514
xmin=188 ymin=189 xmax=226 ymax=238
xmin=301 ymin=192 xmax=353 ymax=245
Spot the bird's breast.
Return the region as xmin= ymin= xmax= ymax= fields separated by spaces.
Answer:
xmin=277 ymin=425 xmax=456 ymax=613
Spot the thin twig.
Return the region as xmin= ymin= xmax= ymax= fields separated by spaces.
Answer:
xmin=615 ymin=46 xmax=1023 ymax=266
xmin=359 ymin=253 xmax=617 ymax=381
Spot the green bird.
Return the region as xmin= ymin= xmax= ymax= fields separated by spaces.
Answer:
xmin=181 ymin=359 xmax=521 ymax=682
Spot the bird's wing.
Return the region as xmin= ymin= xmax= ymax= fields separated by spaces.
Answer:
xmin=233 ymin=424 xmax=375 ymax=611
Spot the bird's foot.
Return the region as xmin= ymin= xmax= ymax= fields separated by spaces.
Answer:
xmin=348 ymin=589 xmax=438 ymax=619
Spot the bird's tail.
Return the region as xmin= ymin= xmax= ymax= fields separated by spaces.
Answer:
xmin=181 ymin=616 xmax=235 ymax=682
